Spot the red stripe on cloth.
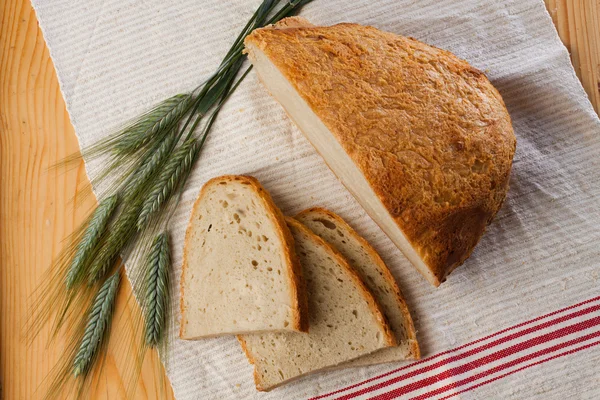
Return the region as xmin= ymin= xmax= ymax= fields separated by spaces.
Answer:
xmin=311 ymin=296 xmax=600 ymax=400
xmin=436 ymin=339 xmax=600 ymax=400
xmin=336 ymin=315 xmax=600 ymax=400
xmin=403 ymin=331 xmax=600 ymax=400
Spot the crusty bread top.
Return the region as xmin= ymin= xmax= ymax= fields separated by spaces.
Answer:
xmin=180 ymin=175 xmax=309 ymax=337
xmin=245 ymin=18 xmax=516 ymax=284
xmin=296 ymin=207 xmax=420 ymax=360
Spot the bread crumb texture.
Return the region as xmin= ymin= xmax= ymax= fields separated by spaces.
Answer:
xmin=297 ymin=207 xmax=420 ymax=362
xmin=180 ymin=175 xmax=306 ymax=338
xmin=238 ymin=218 xmax=393 ymax=391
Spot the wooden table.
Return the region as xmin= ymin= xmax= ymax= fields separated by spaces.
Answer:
xmin=1 ymin=0 xmax=598 ymax=398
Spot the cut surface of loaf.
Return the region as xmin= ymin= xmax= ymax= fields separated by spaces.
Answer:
xmin=180 ymin=175 xmax=308 ymax=339
xmin=245 ymin=17 xmax=516 ymax=286
xmin=238 ymin=218 xmax=395 ymax=391
xmin=296 ymin=207 xmax=419 ymax=365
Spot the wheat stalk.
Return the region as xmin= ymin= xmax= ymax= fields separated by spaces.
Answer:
xmin=73 ymin=272 xmax=120 ymax=377
xmin=136 ymin=138 xmax=200 ymax=230
xmin=143 ymin=233 xmax=170 ymax=347
xmin=134 ymin=58 xmax=252 ymax=232
xmin=123 ymin=131 xmax=178 ymax=198
xmin=65 ymin=195 xmax=119 ymax=290
xmin=114 ymin=93 xmax=193 ymax=155
xmin=87 ymin=200 xmax=144 ymax=284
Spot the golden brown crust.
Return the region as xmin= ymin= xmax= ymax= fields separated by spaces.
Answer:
xmin=287 ymin=217 xmax=397 ymax=348
xmin=246 ymin=20 xmax=516 ymax=285
xmin=297 ymin=207 xmax=420 ymax=359
xmin=271 ymin=16 xmax=315 ymax=29
xmin=179 ymin=175 xmax=309 ymax=338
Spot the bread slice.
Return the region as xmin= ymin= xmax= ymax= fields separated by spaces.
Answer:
xmin=245 ymin=17 xmax=516 ymax=286
xmin=296 ymin=207 xmax=419 ymax=365
xmin=238 ymin=218 xmax=396 ymax=391
xmin=180 ymin=175 xmax=308 ymax=339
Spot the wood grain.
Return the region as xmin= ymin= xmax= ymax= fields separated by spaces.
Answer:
xmin=545 ymin=0 xmax=600 ymax=113
xmin=0 ymin=0 xmax=598 ymax=399
xmin=0 ymin=0 xmax=175 ymax=398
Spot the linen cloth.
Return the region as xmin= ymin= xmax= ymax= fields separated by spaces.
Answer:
xmin=31 ymin=0 xmax=600 ymax=398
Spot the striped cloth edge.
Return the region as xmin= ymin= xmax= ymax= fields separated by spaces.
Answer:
xmin=312 ymin=297 xmax=600 ymax=399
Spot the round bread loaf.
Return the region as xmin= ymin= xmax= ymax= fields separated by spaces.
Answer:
xmin=245 ymin=17 xmax=516 ymax=285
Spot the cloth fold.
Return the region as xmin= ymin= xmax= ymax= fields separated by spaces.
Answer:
xmin=31 ymin=0 xmax=600 ymax=398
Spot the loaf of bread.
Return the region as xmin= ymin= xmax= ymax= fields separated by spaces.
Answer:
xmin=179 ymin=175 xmax=308 ymax=339
xmin=296 ymin=207 xmax=419 ymax=365
xmin=238 ymin=218 xmax=396 ymax=391
xmin=245 ymin=17 xmax=516 ymax=286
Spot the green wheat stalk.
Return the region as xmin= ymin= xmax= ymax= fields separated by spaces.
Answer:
xmin=73 ymin=272 xmax=120 ymax=377
xmin=136 ymin=139 xmax=200 ymax=230
xmin=87 ymin=200 xmax=144 ymax=284
xmin=135 ymin=56 xmax=251 ymax=231
xmin=65 ymin=195 xmax=119 ymax=290
xmin=143 ymin=233 xmax=170 ymax=347
xmin=123 ymin=131 xmax=179 ymax=198
xmin=114 ymin=94 xmax=193 ymax=155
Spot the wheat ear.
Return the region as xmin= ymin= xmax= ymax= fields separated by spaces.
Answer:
xmin=73 ymin=272 xmax=120 ymax=377
xmin=114 ymin=93 xmax=193 ymax=155
xmin=87 ymin=200 xmax=143 ymax=284
xmin=143 ymin=233 xmax=170 ymax=347
xmin=123 ymin=131 xmax=178 ymax=198
xmin=136 ymin=138 xmax=199 ymax=230
xmin=65 ymin=195 xmax=119 ymax=290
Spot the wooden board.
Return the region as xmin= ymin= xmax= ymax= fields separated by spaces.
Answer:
xmin=545 ymin=0 xmax=600 ymax=114
xmin=0 ymin=0 xmax=598 ymax=399
xmin=0 ymin=0 xmax=174 ymax=398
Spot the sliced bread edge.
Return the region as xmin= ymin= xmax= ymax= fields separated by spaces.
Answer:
xmin=238 ymin=217 xmax=396 ymax=391
xmin=179 ymin=175 xmax=309 ymax=338
xmin=297 ymin=207 xmax=420 ymax=360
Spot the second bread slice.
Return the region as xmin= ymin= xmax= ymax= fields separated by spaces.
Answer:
xmin=238 ymin=218 xmax=396 ymax=391
xmin=296 ymin=208 xmax=420 ymax=365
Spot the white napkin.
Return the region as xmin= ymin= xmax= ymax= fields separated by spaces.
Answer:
xmin=31 ymin=0 xmax=600 ymax=398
